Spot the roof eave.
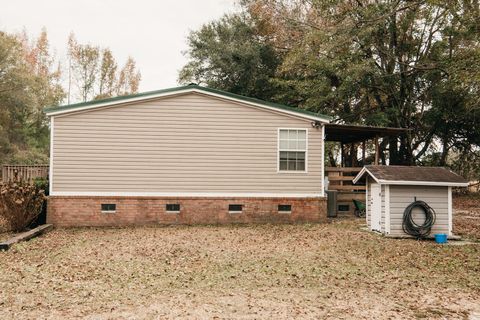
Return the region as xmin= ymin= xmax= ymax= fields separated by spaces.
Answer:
xmin=377 ymin=180 xmax=469 ymax=187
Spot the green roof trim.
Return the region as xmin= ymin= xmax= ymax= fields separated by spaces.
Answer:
xmin=44 ymin=84 xmax=332 ymax=121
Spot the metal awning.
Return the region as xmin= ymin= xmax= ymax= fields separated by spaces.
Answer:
xmin=324 ymin=123 xmax=408 ymax=143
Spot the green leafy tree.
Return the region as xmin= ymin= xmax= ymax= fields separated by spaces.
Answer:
xmin=97 ymin=48 xmax=118 ymax=99
xmin=68 ymin=33 xmax=100 ymax=102
xmin=68 ymin=33 xmax=141 ymax=102
xmin=0 ymin=30 xmax=64 ymax=164
xmin=179 ymin=14 xmax=280 ymax=101
xmin=117 ymin=56 xmax=141 ymax=96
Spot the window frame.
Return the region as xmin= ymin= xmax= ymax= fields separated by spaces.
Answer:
xmin=166 ymin=203 xmax=181 ymax=213
xmin=277 ymin=128 xmax=308 ymax=173
xmin=228 ymin=204 xmax=243 ymax=214
xmin=278 ymin=204 xmax=292 ymax=214
xmin=101 ymin=203 xmax=116 ymax=213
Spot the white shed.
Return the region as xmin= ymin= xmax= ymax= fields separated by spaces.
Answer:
xmin=353 ymin=166 xmax=468 ymax=238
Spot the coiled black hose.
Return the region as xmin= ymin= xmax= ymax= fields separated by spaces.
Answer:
xmin=402 ymin=200 xmax=436 ymax=239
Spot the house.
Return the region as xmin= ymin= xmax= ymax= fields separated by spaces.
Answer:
xmin=45 ymin=84 xmax=332 ymax=227
xmin=353 ymin=165 xmax=469 ymax=237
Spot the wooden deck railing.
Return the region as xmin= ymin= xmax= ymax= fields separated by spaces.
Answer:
xmin=1 ymin=165 xmax=49 ymax=184
xmin=325 ymin=167 xmax=365 ymax=192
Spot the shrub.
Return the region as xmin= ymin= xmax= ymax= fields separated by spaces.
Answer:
xmin=0 ymin=181 xmax=47 ymax=232
xmin=33 ymin=177 xmax=49 ymax=196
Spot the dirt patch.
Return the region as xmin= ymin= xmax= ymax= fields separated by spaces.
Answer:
xmin=453 ymin=193 xmax=480 ymax=240
xmin=0 ymin=221 xmax=479 ymax=319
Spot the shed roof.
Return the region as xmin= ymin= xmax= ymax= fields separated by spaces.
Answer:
xmin=44 ymin=84 xmax=331 ymax=122
xmin=353 ymin=165 xmax=469 ymax=187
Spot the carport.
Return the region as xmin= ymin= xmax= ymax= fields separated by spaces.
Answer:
xmin=323 ymin=123 xmax=408 ymax=216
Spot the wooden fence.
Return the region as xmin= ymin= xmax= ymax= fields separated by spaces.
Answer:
xmin=325 ymin=167 xmax=365 ymax=192
xmin=1 ymin=165 xmax=49 ymax=184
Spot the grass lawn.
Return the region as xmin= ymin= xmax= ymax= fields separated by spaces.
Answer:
xmin=1 ymin=218 xmax=479 ymax=319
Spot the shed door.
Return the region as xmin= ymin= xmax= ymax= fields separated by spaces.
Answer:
xmin=370 ymin=183 xmax=382 ymax=232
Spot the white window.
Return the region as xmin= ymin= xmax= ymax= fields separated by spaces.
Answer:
xmin=278 ymin=129 xmax=307 ymax=172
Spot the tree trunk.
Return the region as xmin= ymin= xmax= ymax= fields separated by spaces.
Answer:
xmin=380 ymin=139 xmax=388 ymax=165
xmin=389 ymin=136 xmax=399 ymax=164
xmin=328 ymin=150 xmax=337 ymax=167
xmin=350 ymin=143 xmax=357 ymax=167
xmin=440 ymin=137 xmax=449 ymax=166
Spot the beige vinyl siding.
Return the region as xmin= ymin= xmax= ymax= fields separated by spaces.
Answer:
xmin=388 ymin=185 xmax=449 ymax=236
xmin=52 ymin=92 xmax=323 ymax=195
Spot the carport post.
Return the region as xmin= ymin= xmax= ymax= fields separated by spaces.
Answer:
xmin=374 ymin=136 xmax=379 ymax=165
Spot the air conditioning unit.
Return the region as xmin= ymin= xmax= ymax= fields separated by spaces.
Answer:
xmin=326 ymin=190 xmax=337 ymax=218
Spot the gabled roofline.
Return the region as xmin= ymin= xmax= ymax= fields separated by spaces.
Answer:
xmin=44 ymin=84 xmax=332 ymax=122
xmin=353 ymin=166 xmax=469 ymax=187
xmin=353 ymin=166 xmax=378 ymax=184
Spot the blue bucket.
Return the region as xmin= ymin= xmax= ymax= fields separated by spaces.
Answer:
xmin=434 ymin=234 xmax=448 ymax=244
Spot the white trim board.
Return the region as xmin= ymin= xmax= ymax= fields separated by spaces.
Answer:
xmin=385 ymin=185 xmax=390 ymax=234
xmin=370 ymin=183 xmax=382 ymax=232
xmin=50 ymin=191 xmax=325 ymax=198
xmin=321 ymin=124 xmax=325 ymax=197
xmin=49 ymin=116 xmax=54 ymax=195
xmin=448 ymin=186 xmax=453 ymax=236
xmin=45 ymin=88 xmax=329 ymax=123
xmin=353 ymin=167 xmax=379 ymax=184
xmin=365 ymin=176 xmax=369 ymax=225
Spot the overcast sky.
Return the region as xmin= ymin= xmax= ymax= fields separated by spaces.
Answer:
xmin=0 ymin=0 xmax=237 ymax=92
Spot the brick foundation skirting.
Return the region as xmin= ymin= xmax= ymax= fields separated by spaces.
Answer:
xmin=47 ymin=196 xmax=327 ymax=227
